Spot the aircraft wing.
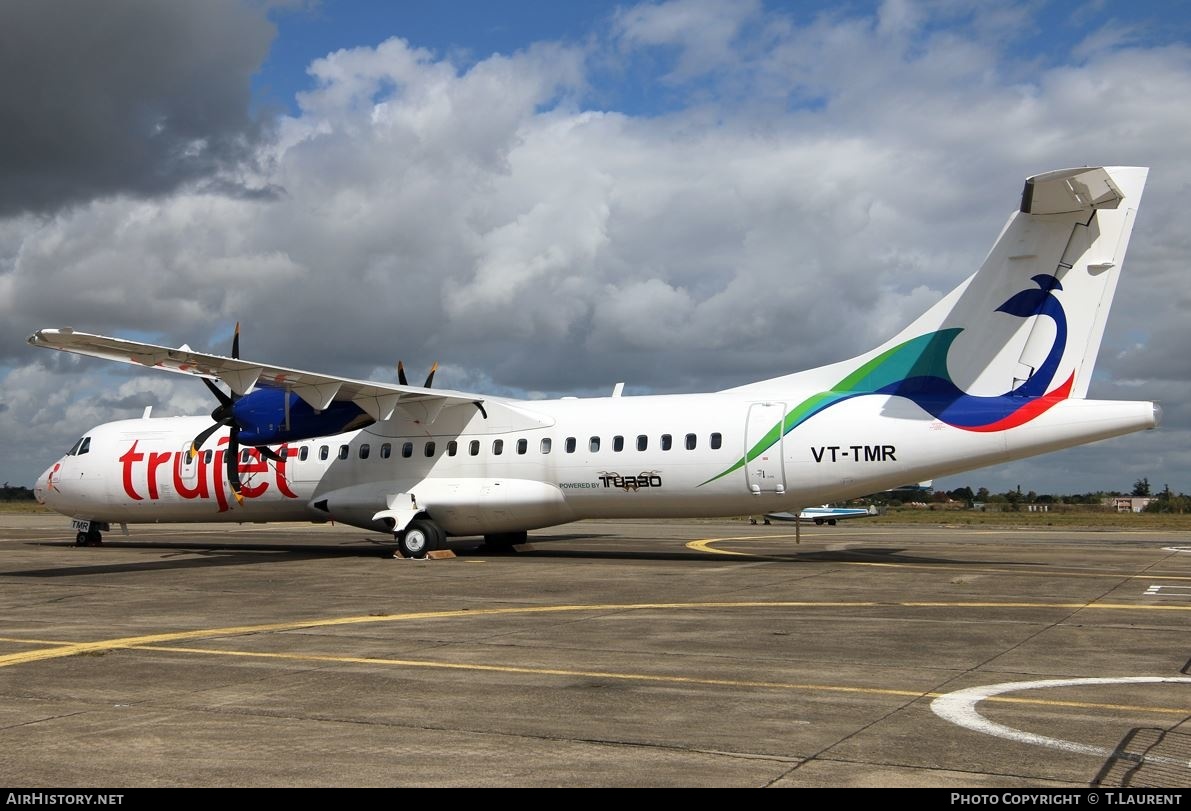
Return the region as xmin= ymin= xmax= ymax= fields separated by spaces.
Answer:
xmin=27 ymin=328 xmax=490 ymax=423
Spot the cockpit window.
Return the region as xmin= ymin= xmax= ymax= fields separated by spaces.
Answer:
xmin=77 ymin=437 xmax=91 ymax=455
xmin=66 ymin=438 xmax=84 ymax=456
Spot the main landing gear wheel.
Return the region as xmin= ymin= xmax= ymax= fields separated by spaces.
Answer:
xmin=397 ymin=519 xmax=444 ymax=559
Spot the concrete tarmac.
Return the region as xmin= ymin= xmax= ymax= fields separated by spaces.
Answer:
xmin=2 ymin=514 xmax=1190 ymax=788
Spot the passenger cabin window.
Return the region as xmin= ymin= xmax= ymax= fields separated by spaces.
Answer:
xmin=565 ymin=437 xmax=576 ymax=453
xmin=613 ymin=435 xmax=624 ymax=452
xmin=338 ymin=445 xmax=350 ymax=460
xmin=661 ymin=434 xmax=672 ymax=451
xmin=319 ymin=445 xmax=329 ymax=461
xmin=205 ymin=450 xmax=214 ymax=465
xmin=425 ymin=441 xmax=436 ymax=457
xmin=493 ymin=439 xmax=504 ymax=455
xmin=401 ymin=442 xmax=413 ymax=458
xmin=589 ymin=436 xmax=600 ymax=452
xmin=241 ymin=449 xmax=250 ymax=463
xmin=636 ymin=435 xmax=648 ymax=451
xmin=380 ymin=443 xmax=391 ymax=459
xmin=711 ymin=432 xmax=722 ymax=450
xmin=447 ymin=440 xmax=458 ymax=457
xmin=469 ymin=440 xmax=480 ymax=456
xmin=685 ymin=433 xmax=696 ymax=451
xmin=299 ymin=446 xmax=309 ymax=461
xmin=517 ymin=438 xmax=527 ymax=455
xmin=540 ymin=438 xmax=552 ymax=454
xmin=359 ymin=444 xmax=370 ymax=460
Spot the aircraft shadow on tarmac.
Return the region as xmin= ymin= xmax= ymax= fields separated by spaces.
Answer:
xmin=2 ymin=534 xmax=616 ymax=577
xmin=4 ymin=545 xmax=362 ymax=577
xmin=4 ymin=536 xmax=1009 ymax=576
xmin=508 ymin=543 xmax=1009 ymax=566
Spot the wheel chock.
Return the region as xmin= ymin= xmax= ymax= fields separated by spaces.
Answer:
xmin=386 ymin=548 xmax=457 ymax=560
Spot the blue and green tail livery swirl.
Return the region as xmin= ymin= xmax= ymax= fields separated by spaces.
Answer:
xmin=703 ymin=274 xmax=1073 ymax=486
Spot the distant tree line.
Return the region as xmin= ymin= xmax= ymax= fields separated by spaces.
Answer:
xmin=863 ymin=478 xmax=1188 ymax=512
xmin=1 ymin=483 xmax=36 ymax=502
xmin=1143 ymin=482 xmax=1190 ymax=514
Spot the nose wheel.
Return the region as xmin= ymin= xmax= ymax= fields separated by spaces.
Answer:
xmin=75 ymin=529 xmax=103 ymax=547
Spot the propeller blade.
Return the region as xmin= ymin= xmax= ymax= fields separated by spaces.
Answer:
xmin=398 ymin=360 xmax=437 ymax=388
xmin=201 ymin=376 xmax=233 ymax=407
xmin=255 ymin=446 xmax=285 ymax=464
xmin=192 ymin=324 xmax=248 ymax=500
xmin=190 ymin=421 xmax=223 ymax=458
xmin=226 ymin=425 xmax=243 ymax=504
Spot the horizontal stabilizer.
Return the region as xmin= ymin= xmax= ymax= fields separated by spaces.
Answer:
xmin=1020 ymin=167 xmax=1123 ymax=215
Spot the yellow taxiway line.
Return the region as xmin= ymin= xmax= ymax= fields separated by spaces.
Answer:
xmin=134 ymin=643 xmax=1191 ymax=717
xmin=686 ymin=536 xmax=1191 ymax=581
xmin=2 ymin=599 xmax=1190 ymax=717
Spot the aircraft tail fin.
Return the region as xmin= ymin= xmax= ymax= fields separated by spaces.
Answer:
xmin=876 ymin=166 xmax=1146 ymax=403
xmin=730 ymin=166 xmax=1148 ymax=434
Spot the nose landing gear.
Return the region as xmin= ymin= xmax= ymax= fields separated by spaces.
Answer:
xmin=75 ymin=528 xmax=103 ymax=546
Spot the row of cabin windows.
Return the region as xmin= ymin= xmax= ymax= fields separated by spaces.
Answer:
xmin=232 ymin=432 xmax=725 ymax=464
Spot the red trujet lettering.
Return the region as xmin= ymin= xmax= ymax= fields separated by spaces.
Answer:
xmin=238 ymin=448 xmax=270 ymax=500
xmin=275 ymin=446 xmax=299 ymax=498
xmin=213 ymin=447 xmax=229 ymax=512
xmin=120 ymin=441 xmax=145 ymax=501
xmin=146 ymin=452 xmax=172 ymax=500
xmin=173 ymin=451 xmax=210 ymax=499
xmin=118 ymin=438 xmax=301 ymax=511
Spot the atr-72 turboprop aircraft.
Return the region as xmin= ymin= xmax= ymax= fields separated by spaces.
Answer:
xmin=30 ymin=166 xmax=1159 ymax=558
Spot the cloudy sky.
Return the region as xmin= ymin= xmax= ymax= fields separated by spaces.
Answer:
xmin=3 ymin=0 xmax=1190 ymax=496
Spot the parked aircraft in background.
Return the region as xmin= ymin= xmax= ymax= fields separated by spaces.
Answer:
xmin=754 ymin=506 xmax=878 ymax=526
xmin=31 ymin=166 xmax=1158 ymax=557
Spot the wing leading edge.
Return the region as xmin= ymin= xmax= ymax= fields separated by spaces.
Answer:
xmin=27 ymin=328 xmax=489 ymax=424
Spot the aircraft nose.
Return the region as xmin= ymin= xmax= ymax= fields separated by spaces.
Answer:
xmin=34 ymin=464 xmax=54 ymax=504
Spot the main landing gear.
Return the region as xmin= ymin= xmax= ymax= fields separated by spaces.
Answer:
xmin=395 ymin=518 xmax=446 ymax=559
xmin=481 ymin=531 xmax=528 ymax=551
xmin=75 ymin=528 xmax=103 ymax=547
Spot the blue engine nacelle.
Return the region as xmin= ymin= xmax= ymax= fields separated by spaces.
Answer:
xmin=231 ymin=388 xmax=374 ymax=445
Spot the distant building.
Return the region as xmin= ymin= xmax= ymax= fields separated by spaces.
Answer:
xmin=1108 ymin=496 xmax=1153 ymax=513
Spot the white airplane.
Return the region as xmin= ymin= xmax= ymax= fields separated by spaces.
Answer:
xmin=755 ymin=506 xmax=878 ymax=526
xmin=30 ymin=166 xmax=1160 ymax=558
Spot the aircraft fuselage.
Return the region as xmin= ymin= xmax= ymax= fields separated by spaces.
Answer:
xmin=36 ymin=390 xmax=1156 ymax=537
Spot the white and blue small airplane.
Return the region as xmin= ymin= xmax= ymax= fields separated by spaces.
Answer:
xmin=756 ymin=506 xmax=878 ymax=526
xmin=30 ymin=166 xmax=1159 ymax=557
